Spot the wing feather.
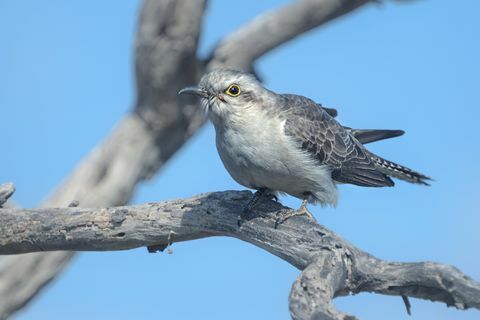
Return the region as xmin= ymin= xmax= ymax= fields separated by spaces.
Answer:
xmin=280 ymin=94 xmax=393 ymax=187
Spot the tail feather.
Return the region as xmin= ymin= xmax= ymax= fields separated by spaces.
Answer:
xmin=345 ymin=128 xmax=405 ymax=145
xmin=369 ymin=154 xmax=432 ymax=186
xmin=351 ymin=129 xmax=404 ymax=145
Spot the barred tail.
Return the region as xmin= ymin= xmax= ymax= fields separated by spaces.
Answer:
xmin=369 ymin=154 xmax=432 ymax=186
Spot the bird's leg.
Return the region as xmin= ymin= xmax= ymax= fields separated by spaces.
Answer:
xmin=275 ymin=198 xmax=316 ymax=228
xmin=238 ymin=188 xmax=269 ymax=226
xmin=246 ymin=188 xmax=268 ymax=211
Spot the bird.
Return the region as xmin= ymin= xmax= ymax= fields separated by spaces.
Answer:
xmin=179 ymin=69 xmax=430 ymax=224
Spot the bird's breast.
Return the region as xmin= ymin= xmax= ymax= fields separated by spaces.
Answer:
xmin=213 ymin=112 xmax=328 ymax=195
xmin=215 ymin=115 xmax=287 ymax=185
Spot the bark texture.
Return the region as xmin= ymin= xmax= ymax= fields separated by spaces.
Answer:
xmin=1 ymin=189 xmax=479 ymax=320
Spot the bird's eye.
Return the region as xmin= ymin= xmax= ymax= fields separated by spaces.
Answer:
xmin=225 ymin=84 xmax=241 ymax=97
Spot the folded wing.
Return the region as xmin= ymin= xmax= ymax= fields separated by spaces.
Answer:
xmin=280 ymin=94 xmax=394 ymax=187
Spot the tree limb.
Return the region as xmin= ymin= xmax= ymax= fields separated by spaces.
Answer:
xmin=1 ymin=189 xmax=479 ymax=320
xmin=290 ymin=254 xmax=357 ymax=320
xmin=0 ymin=252 xmax=74 ymax=320
xmin=209 ymin=0 xmax=371 ymax=71
xmin=0 ymin=1 xmax=206 ymax=318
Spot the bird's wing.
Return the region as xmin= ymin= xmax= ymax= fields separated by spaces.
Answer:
xmin=281 ymin=94 xmax=404 ymax=145
xmin=282 ymin=94 xmax=338 ymax=117
xmin=280 ymin=94 xmax=393 ymax=187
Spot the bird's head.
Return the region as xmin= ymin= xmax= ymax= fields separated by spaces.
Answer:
xmin=178 ymin=69 xmax=266 ymax=123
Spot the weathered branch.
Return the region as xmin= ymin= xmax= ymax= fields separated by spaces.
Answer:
xmin=0 ymin=1 xmax=206 ymax=318
xmin=352 ymin=259 xmax=480 ymax=310
xmin=1 ymin=189 xmax=479 ymax=320
xmin=45 ymin=0 xmax=206 ymax=209
xmin=209 ymin=0 xmax=370 ymax=71
xmin=290 ymin=254 xmax=356 ymax=320
xmin=0 ymin=252 xmax=74 ymax=319
xmin=289 ymin=248 xmax=480 ymax=320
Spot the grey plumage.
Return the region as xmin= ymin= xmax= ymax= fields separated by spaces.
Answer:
xmin=285 ymin=94 xmax=406 ymax=145
xmin=179 ymin=69 xmax=430 ymax=208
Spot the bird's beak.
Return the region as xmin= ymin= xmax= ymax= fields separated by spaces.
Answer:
xmin=178 ymin=86 xmax=209 ymax=98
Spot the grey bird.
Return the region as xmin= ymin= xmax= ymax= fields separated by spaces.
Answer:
xmin=179 ymin=69 xmax=430 ymax=224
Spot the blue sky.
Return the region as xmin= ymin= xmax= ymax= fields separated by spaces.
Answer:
xmin=1 ymin=1 xmax=479 ymax=319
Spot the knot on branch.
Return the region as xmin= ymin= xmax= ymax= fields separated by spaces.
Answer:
xmin=289 ymin=249 xmax=357 ymax=320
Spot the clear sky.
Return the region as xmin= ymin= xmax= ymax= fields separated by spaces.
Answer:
xmin=1 ymin=1 xmax=479 ymax=319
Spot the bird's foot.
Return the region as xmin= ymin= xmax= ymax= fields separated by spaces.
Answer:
xmin=274 ymin=199 xmax=316 ymax=228
xmin=238 ymin=188 xmax=275 ymax=227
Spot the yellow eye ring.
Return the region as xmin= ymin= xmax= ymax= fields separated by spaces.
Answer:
xmin=225 ymin=84 xmax=241 ymax=97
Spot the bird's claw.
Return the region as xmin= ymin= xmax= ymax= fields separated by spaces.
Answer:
xmin=238 ymin=189 xmax=282 ymax=227
xmin=238 ymin=188 xmax=269 ymax=227
xmin=274 ymin=200 xmax=316 ymax=228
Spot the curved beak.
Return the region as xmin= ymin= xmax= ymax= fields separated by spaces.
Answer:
xmin=178 ymin=86 xmax=209 ymax=98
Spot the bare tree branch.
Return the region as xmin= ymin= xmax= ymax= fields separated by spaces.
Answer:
xmin=0 ymin=189 xmax=479 ymax=320
xmin=290 ymin=254 xmax=357 ymax=320
xmin=289 ymin=248 xmax=480 ymax=319
xmin=45 ymin=0 xmax=206 ymax=209
xmin=0 ymin=252 xmax=74 ymax=320
xmin=352 ymin=258 xmax=480 ymax=310
xmin=0 ymin=1 xmax=206 ymax=318
xmin=209 ymin=0 xmax=370 ymax=70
